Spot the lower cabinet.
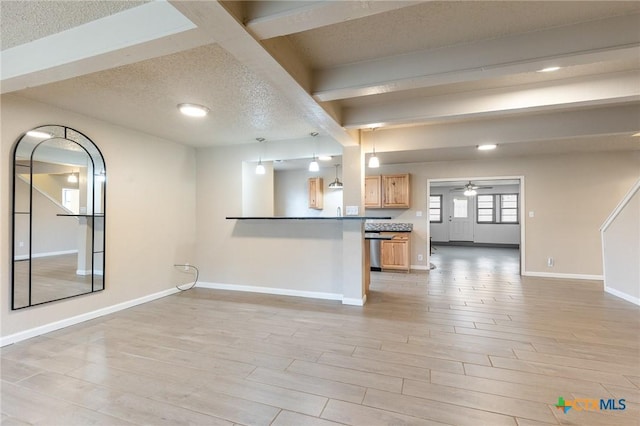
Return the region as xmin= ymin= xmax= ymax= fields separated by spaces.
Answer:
xmin=380 ymin=233 xmax=410 ymax=272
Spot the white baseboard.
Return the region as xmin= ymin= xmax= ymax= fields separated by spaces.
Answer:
xmin=0 ymin=287 xmax=180 ymax=347
xmin=604 ymin=286 xmax=640 ymax=306
xmin=14 ymin=249 xmax=78 ymax=261
xmin=342 ymin=295 xmax=367 ymax=306
xmin=522 ymin=271 xmax=603 ymax=281
xmin=197 ymin=282 xmax=343 ymax=302
xmin=410 ymin=265 xmax=429 ymax=271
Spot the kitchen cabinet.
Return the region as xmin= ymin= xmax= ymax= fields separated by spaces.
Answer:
xmin=382 ymin=174 xmax=410 ymax=208
xmin=308 ymin=177 xmax=323 ymax=209
xmin=365 ymin=173 xmax=410 ymax=209
xmin=364 ymin=176 xmax=381 ymax=208
xmin=380 ymin=232 xmax=410 ymax=272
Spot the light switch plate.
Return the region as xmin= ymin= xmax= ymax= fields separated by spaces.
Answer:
xmin=416 ymin=211 xmax=423 ymax=217
xmin=345 ymin=206 xmax=359 ymax=216
xmin=529 ymin=211 xmax=535 ymax=218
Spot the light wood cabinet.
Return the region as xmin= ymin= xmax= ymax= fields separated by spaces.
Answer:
xmin=380 ymin=232 xmax=410 ymax=272
xmin=382 ymin=174 xmax=410 ymax=208
xmin=308 ymin=177 xmax=323 ymax=209
xmin=365 ymin=173 xmax=410 ymax=209
xmin=364 ymin=176 xmax=381 ymax=208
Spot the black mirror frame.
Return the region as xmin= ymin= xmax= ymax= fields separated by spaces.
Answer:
xmin=11 ymin=125 xmax=106 ymax=310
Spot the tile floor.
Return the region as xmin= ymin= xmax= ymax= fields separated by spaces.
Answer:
xmin=1 ymin=247 xmax=639 ymax=425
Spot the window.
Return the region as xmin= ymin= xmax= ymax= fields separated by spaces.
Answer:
xmin=477 ymin=194 xmax=494 ymax=223
xmin=429 ymin=195 xmax=442 ymax=223
xmin=476 ymin=193 xmax=519 ymax=224
xmin=500 ymin=194 xmax=519 ymax=223
xmin=453 ymin=198 xmax=468 ymax=218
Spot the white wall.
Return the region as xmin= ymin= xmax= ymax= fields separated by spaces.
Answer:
xmin=274 ymin=168 xmax=343 ymax=217
xmin=430 ymin=184 xmax=521 ymax=245
xmin=602 ymin=185 xmax=640 ymax=304
xmin=1 ymin=95 xmax=197 ymax=338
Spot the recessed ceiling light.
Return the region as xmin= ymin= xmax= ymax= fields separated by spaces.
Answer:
xmin=177 ymin=103 xmax=209 ymax=117
xmin=477 ymin=144 xmax=497 ymax=151
xmin=537 ymin=66 xmax=561 ymax=73
xmin=26 ymin=130 xmax=51 ymax=138
xmin=318 ymin=155 xmax=333 ymax=161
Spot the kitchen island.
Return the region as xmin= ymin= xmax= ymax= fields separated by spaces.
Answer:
xmin=225 ymin=216 xmax=392 ymax=304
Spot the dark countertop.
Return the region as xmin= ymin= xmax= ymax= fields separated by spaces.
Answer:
xmin=226 ymin=216 xmax=392 ymax=220
xmin=365 ymin=233 xmax=394 ymax=240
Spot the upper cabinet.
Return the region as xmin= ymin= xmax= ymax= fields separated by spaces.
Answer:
xmin=308 ymin=177 xmax=323 ymax=210
xmin=364 ymin=176 xmax=381 ymax=208
xmin=366 ymin=173 xmax=410 ymax=209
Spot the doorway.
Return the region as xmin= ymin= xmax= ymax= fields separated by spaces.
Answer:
xmin=427 ymin=176 xmax=524 ymax=275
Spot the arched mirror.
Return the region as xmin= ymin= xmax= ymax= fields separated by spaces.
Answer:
xmin=12 ymin=125 xmax=106 ymax=309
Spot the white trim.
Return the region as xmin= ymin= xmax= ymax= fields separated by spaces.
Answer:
xmin=197 ymin=281 xmax=343 ymax=301
xmin=342 ymin=294 xmax=367 ymax=306
xmin=0 ymin=287 xmax=180 ymax=347
xmin=410 ymin=264 xmax=429 ymax=271
xmin=600 ymin=178 xmax=640 ymax=232
xmin=604 ymin=285 xmax=640 ymax=306
xmin=77 ymin=269 xmax=91 ymax=276
xmin=522 ymin=271 xmax=603 ymax=281
xmin=15 ymin=249 xmax=78 ymax=260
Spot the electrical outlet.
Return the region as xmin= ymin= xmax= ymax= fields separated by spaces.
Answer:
xmin=19 ymin=241 xmax=24 ymax=247
xmin=416 ymin=211 xmax=423 ymax=217
xmin=418 ymin=254 xmax=424 ymax=261
xmin=547 ymin=257 xmax=554 ymax=267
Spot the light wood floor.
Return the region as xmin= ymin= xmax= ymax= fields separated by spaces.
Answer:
xmin=2 ymin=247 xmax=639 ymax=425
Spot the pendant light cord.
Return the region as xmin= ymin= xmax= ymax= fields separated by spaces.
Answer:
xmin=174 ymin=264 xmax=199 ymax=291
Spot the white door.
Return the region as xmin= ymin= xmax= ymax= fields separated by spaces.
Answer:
xmin=449 ymin=195 xmax=474 ymax=241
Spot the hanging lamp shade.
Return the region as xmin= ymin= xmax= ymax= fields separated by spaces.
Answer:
xmin=309 ymin=155 xmax=320 ymax=172
xmin=328 ymin=164 xmax=343 ymax=189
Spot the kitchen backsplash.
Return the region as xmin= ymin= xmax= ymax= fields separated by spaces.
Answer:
xmin=364 ymin=222 xmax=413 ymax=232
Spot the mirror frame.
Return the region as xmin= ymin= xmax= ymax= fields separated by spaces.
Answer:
xmin=11 ymin=125 xmax=106 ymax=310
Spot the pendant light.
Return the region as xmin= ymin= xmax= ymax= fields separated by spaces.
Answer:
xmin=67 ymin=171 xmax=78 ymax=183
xmin=368 ymin=127 xmax=380 ymax=168
xmin=255 ymin=137 xmax=266 ymax=175
xmin=309 ymin=132 xmax=320 ymax=172
xmin=308 ymin=155 xmax=320 ymax=172
xmin=328 ymin=164 xmax=343 ymax=189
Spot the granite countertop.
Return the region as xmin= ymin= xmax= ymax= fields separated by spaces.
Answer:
xmin=364 ymin=222 xmax=413 ymax=232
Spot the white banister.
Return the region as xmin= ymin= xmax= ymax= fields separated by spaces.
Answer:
xmin=600 ymin=178 xmax=640 ymax=305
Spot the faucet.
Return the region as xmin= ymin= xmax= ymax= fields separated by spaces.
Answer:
xmin=337 ymin=206 xmax=342 ymax=217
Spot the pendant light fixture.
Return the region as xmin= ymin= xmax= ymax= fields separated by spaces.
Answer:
xmin=368 ymin=127 xmax=380 ymax=168
xmin=328 ymin=164 xmax=343 ymax=189
xmin=309 ymin=132 xmax=320 ymax=172
xmin=308 ymin=155 xmax=320 ymax=172
xmin=255 ymin=137 xmax=266 ymax=175
xmin=67 ymin=173 xmax=78 ymax=183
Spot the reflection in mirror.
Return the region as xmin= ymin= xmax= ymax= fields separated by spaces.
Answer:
xmin=12 ymin=125 xmax=106 ymax=309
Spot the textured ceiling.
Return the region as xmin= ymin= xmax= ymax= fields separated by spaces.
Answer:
xmin=0 ymin=1 xmax=148 ymax=50
xmin=15 ymin=43 xmax=319 ymax=146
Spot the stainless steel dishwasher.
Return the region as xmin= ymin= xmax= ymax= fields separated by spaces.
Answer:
xmin=370 ymin=237 xmax=381 ymax=271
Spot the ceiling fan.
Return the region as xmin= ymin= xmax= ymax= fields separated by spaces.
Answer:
xmin=451 ymin=181 xmax=493 ymax=196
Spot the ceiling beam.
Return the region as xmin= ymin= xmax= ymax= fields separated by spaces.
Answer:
xmin=343 ymin=71 xmax=640 ymax=128
xmin=0 ymin=2 xmax=212 ymax=94
xmin=245 ymin=1 xmax=424 ymax=40
xmin=314 ymin=13 xmax=640 ymax=102
xmin=169 ymin=0 xmax=356 ymax=146
xmin=365 ymin=104 xmax=640 ymax=153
